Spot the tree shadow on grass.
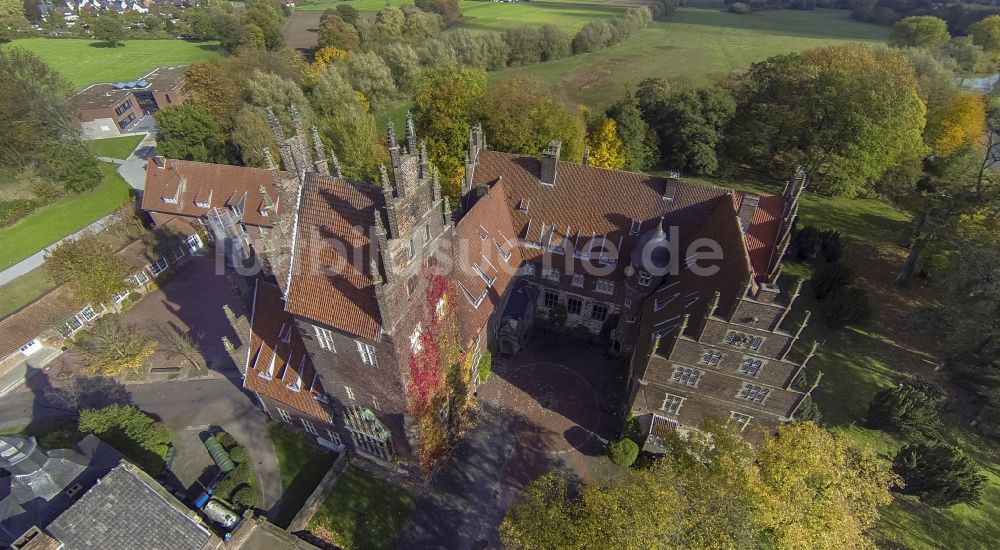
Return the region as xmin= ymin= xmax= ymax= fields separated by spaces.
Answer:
xmin=273 ymin=451 xmax=337 ymax=528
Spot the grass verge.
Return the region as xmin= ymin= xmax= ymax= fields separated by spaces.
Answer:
xmin=308 ymin=466 xmax=415 ymax=550
xmin=0 ymin=163 xmax=131 ymax=269
xmin=268 ymin=422 xmax=339 ymax=528
xmin=0 ymin=267 xmax=56 ymax=319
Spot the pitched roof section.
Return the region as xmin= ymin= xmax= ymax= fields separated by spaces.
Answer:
xmin=643 ymin=197 xmax=753 ymax=348
xmin=141 ymin=158 xmax=287 ymax=227
xmin=245 ymin=281 xmax=333 ymax=423
xmin=284 ymin=173 xmax=385 ymax=341
xmin=736 ymin=192 xmax=784 ymax=283
xmin=471 ymin=151 xmax=731 ymax=280
xmin=453 ymin=180 xmax=523 ymax=346
xmin=0 ymin=287 xmax=79 ymax=361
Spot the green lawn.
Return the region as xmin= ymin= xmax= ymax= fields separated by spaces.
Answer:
xmin=86 ymin=135 xmax=145 ymax=160
xmin=693 ymin=174 xmax=1000 ymax=550
xmin=498 ymin=7 xmax=888 ymax=110
xmin=268 ymin=422 xmax=339 ymax=528
xmin=0 ymin=163 xmax=131 ymax=269
xmin=3 ymin=38 xmax=219 ymax=90
xmin=308 ymin=466 xmax=415 ymax=550
xmin=0 ymin=267 xmax=56 ymax=319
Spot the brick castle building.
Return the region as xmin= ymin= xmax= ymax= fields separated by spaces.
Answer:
xmin=145 ymin=113 xmax=818 ymax=470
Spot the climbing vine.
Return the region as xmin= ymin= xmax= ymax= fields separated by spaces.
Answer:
xmin=405 ymin=270 xmax=470 ymax=472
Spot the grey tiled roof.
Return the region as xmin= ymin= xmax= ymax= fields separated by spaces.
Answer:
xmin=47 ymin=464 xmax=211 ymax=550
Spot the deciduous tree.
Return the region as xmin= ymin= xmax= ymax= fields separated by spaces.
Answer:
xmin=968 ymin=15 xmax=1000 ymax=55
xmin=93 ymin=10 xmax=126 ymax=48
xmin=585 ymin=117 xmax=625 ymax=169
xmin=889 ymin=16 xmax=950 ymax=49
xmin=154 ymin=104 xmax=226 ymax=162
xmin=340 ymin=51 xmax=398 ymax=106
xmin=79 ymin=317 xmax=158 ymax=377
xmin=646 ymin=84 xmax=735 ymax=175
xmin=45 ymin=233 xmax=130 ymax=306
xmin=607 ymin=93 xmax=657 ymax=171
xmin=317 ymin=13 xmax=360 ymax=51
xmin=925 ymin=92 xmax=987 ymax=157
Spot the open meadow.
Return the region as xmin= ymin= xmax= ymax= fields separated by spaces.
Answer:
xmin=1 ymin=38 xmax=219 ymax=90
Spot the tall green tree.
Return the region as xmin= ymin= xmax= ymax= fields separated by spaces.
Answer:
xmin=645 ymin=84 xmax=735 ymax=175
xmin=607 ymin=93 xmax=657 ymax=171
xmin=894 ymin=442 xmax=986 ymax=507
xmin=93 ymin=10 xmax=127 ymax=48
xmin=889 ymin=16 xmax=950 ymax=49
xmin=244 ymin=0 xmax=286 ymax=50
xmin=311 ymin=64 xmax=387 ymax=182
xmin=867 ymin=385 xmax=943 ymax=440
xmin=477 ymin=77 xmax=586 ymax=164
xmin=413 ymin=65 xmax=487 ymax=198
xmin=968 ymin=15 xmax=1000 ymax=55
xmin=726 ymin=44 xmax=927 ymax=197
xmin=154 ymin=104 xmax=227 ymax=162
xmin=340 ymin=51 xmax=398 ymax=106
xmin=45 ymin=232 xmax=130 ymax=306
xmin=318 ymin=13 xmax=360 ymax=51
xmin=501 ymin=421 xmax=897 ymax=549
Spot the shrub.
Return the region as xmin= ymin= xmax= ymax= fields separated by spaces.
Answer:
xmin=822 ymin=285 xmax=872 ymax=327
xmin=819 ymin=230 xmax=842 ymax=263
xmin=230 ymin=486 xmax=256 ymax=509
xmin=229 ymin=445 xmax=249 ymax=464
xmin=811 ymin=261 xmax=852 ymax=299
xmin=0 ymin=199 xmax=39 ymax=227
xmin=477 ymin=351 xmax=493 ymax=382
xmin=894 ymin=442 xmax=986 ymax=507
xmin=608 ymin=438 xmax=640 ymax=467
xmin=730 ymin=2 xmax=751 ymax=14
xmin=867 ymin=385 xmax=943 ymax=440
xmin=793 ymin=225 xmax=841 ymax=262
xmin=215 ymin=431 xmax=236 ymax=449
xmin=794 ymin=395 xmax=822 ymax=423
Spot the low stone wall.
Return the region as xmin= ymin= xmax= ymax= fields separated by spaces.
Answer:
xmin=286 ymin=451 xmax=351 ymax=533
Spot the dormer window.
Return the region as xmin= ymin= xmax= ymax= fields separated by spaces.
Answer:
xmin=259 ymin=208 xmax=269 ymax=217
xmin=474 ymin=263 xmax=496 ymax=287
xmin=517 ymin=198 xmax=530 ymax=212
xmin=162 ymin=196 xmax=177 ymax=204
xmin=629 ymin=218 xmax=641 ymax=236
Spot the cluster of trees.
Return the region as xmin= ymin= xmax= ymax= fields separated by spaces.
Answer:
xmin=79 ymin=403 xmax=172 ymax=473
xmin=0 ymin=48 xmax=102 ymax=227
xmin=212 ymin=431 xmax=259 ymax=510
xmin=571 ymin=7 xmax=651 ymax=55
xmin=502 ymin=421 xmax=898 ymax=549
xmin=867 ymin=386 xmax=986 ymax=506
xmin=182 ymin=0 xmax=289 ymax=51
xmin=852 ymin=0 xmax=1000 ymax=33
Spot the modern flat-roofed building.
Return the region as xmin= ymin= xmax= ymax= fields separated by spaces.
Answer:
xmin=75 ymin=66 xmax=187 ymax=137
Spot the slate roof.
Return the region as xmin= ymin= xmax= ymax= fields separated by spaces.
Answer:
xmin=142 ymin=158 xmax=287 ymax=227
xmin=284 ymin=173 xmax=386 ymax=341
xmin=0 ymin=436 xmax=121 ymax=546
xmin=452 ymin=180 xmax=524 ymax=345
xmin=47 ymin=463 xmax=212 ymax=550
xmin=245 ymin=281 xmax=334 ymax=423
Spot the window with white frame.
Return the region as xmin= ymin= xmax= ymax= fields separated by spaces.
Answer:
xmin=131 ymin=270 xmax=149 ymax=286
xmin=410 ymin=324 xmax=422 ymax=352
xmin=314 ymin=325 xmax=336 ymax=351
xmin=638 ymin=271 xmax=651 ymax=286
xmin=523 ymin=263 xmax=536 ymax=276
xmin=571 ymin=273 xmax=584 ymax=287
xmin=149 ymin=258 xmax=169 ymax=276
xmin=730 ymin=412 xmax=752 ymax=431
xmin=260 ymin=226 xmax=268 ymax=235
xmin=372 ymin=394 xmax=380 ymax=410
xmin=301 ymin=418 xmax=318 ymax=435
xmin=662 ymin=393 xmax=685 ymax=414
xmin=345 ymin=386 xmax=356 ymax=401
xmin=724 ymin=330 xmax=764 ymax=351
xmin=113 ymin=290 xmax=130 ymax=304
xmin=171 ymin=246 xmax=185 ymax=261
xmin=700 ymin=349 xmax=723 ymax=366
xmin=738 ymin=383 xmax=769 ymax=403
xmin=186 ymin=234 xmax=203 ymax=252
xmin=595 ymin=279 xmax=614 ymax=294
xmin=325 ymin=429 xmax=343 ymax=445
xmin=591 ymin=303 xmax=608 ymax=321
xmin=626 ymin=315 xmax=636 ymax=324
xmin=542 ymin=267 xmax=561 ymax=282
xmin=356 ymin=341 xmax=377 ymax=366
xmin=543 ymin=291 xmax=559 ymax=308
xmin=407 ymin=239 xmax=416 ymax=260
xmin=629 ymin=218 xmax=641 ymax=235
xmin=672 ymin=366 xmax=702 ymax=386
xmin=739 ymin=357 xmax=763 ymax=377
xmin=277 ymin=408 xmax=292 ymax=423
xmin=567 ymin=297 xmax=582 ymax=315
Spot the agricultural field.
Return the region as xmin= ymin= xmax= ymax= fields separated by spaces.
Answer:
xmin=694 ymin=173 xmax=1000 ymax=550
xmin=0 ymin=163 xmax=131 ymax=269
xmin=501 ymin=7 xmax=889 ymax=110
xmin=1 ymin=38 xmax=219 ymax=90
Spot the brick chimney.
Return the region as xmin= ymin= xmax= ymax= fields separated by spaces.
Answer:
xmin=539 ymin=140 xmax=561 ymax=186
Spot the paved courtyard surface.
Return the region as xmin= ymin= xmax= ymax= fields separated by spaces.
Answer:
xmin=396 ymin=334 xmax=627 ymax=549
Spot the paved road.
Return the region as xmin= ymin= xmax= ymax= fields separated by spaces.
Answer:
xmin=0 ymin=375 xmax=284 ymax=520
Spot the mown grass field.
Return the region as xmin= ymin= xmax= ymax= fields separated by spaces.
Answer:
xmin=501 ymin=7 xmax=889 ymax=109
xmin=0 ymin=267 xmax=55 ymax=319
xmin=85 ymin=135 xmax=145 ymax=160
xmin=692 ymin=174 xmax=1000 ymax=550
xmin=308 ymin=466 xmax=415 ymax=550
xmin=0 ymin=163 xmax=131 ymax=269
xmin=268 ymin=422 xmax=339 ymax=528
xmin=2 ymin=38 xmax=219 ymax=90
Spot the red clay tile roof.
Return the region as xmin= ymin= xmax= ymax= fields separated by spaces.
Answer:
xmin=141 ymin=159 xmax=287 ymax=227
xmin=244 ymin=281 xmax=333 ymax=423
xmin=453 ymin=180 xmax=524 ymax=346
xmin=735 ymin=192 xmax=784 ymax=283
xmin=0 ymin=286 xmax=79 ymax=360
xmin=284 ymin=173 xmax=386 ymax=341
xmin=644 ymin=197 xmax=753 ymax=349
xmin=471 ymin=151 xmax=732 ymax=280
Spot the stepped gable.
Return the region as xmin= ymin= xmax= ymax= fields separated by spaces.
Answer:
xmin=244 ymin=281 xmax=332 ymax=423
xmin=452 ymin=179 xmax=523 ymax=346
xmin=142 ymin=158 xmax=287 ymax=227
xmin=283 ymin=172 xmax=386 ymax=341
